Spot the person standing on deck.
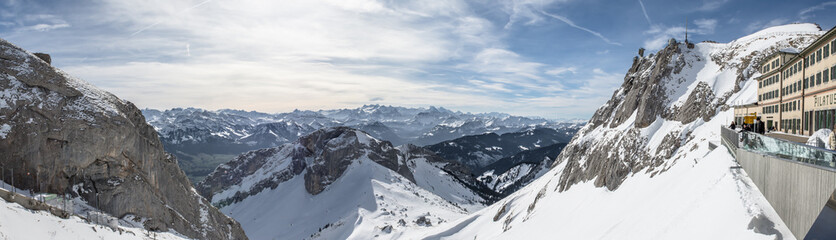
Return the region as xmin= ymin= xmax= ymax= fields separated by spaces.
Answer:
xmin=756 ymin=117 xmax=765 ymax=134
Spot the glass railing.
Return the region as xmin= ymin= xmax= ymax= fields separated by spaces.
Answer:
xmin=740 ymin=131 xmax=836 ymax=169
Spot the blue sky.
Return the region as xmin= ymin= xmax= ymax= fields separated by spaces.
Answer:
xmin=2 ymin=0 xmax=836 ymax=119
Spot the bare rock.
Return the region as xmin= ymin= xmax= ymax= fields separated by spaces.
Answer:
xmin=0 ymin=38 xmax=247 ymax=240
xmin=33 ymin=52 xmax=50 ymax=65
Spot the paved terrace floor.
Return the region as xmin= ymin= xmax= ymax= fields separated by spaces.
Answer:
xmin=766 ymin=131 xmax=809 ymax=144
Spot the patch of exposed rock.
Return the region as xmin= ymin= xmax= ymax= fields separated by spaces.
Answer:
xmin=0 ymin=38 xmax=246 ymax=239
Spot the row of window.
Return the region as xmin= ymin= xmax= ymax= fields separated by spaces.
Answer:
xmin=813 ymin=109 xmax=836 ymax=131
xmin=783 ymin=61 xmax=803 ymax=80
xmin=782 ymin=118 xmax=801 ymax=133
xmin=783 ymin=79 xmax=802 ymax=96
xmin=804 ymin=65 xmax=836 ymax=89
xmin=767 ymin=65 xmax=836 ymax=100
xmin=807 ymin=41 xmax=833 ymax=68
xmin=781 ymin=100 xmax=800 ymax=112
xmin=759 ymin=74 xmax=780 ymax=88
xmin=759 ymin=89 xmax=779 ymax=101
xmin=763 ymin=59 xmax=781 ymax=73
xmin=762 ymin=105 xmax=778 ymax=114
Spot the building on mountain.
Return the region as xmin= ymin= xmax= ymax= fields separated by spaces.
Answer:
xmin=751 ymin=25 xmax=836 ymax=135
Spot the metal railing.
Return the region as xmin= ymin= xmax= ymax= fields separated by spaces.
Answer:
xmin=720 ymin=126 xmax=739 ymax=156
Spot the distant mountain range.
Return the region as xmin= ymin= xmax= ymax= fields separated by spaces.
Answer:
xmin=141 ymin=105 xmax=582 ymax=183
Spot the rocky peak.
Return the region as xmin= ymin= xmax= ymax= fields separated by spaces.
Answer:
xmin=553 ymin=24 xmax=823 ymax=192
xmin=198 ymin=127 xmax=414 ymax=203
xmin=300 ymin=127 xmax=413 ymax=194
xmin=0 ymin=38 xmax=247 ymax=239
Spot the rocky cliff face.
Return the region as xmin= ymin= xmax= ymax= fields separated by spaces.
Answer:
xmin=554 ymin=24 xmax=824 ymax=192
xmin=0 ymin=38 xmax=247 ymax=239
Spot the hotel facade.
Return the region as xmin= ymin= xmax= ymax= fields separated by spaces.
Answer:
xmin=734 ymin=25 xmax=836 ymax=136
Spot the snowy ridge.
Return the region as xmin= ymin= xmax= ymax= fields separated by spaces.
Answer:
xmin=198 ymin=127 xmax=495 ymax=239
xmin=415 ymin=23 xmax=824 ymax=239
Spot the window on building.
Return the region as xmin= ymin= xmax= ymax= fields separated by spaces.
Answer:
xmin=832 ymin=40 xmax=836 ymax=54
xmin=826 ymin=69 xmax=831 ymax=83
xmin=832 ymin=65 xmax=836 ymax=80
xmin=827 ymin=45 xmax=831 ymax=58
xmin=818 ymin=72 xmax=823 ymax=85
xmin=805 ymin=77 xmax=809 ymax=88
xmin=818 ymin=49 xmax=823 ymax=62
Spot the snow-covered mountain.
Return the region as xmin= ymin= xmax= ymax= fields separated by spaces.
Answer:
xmin=197 ymin=127 xmax=498 ymax=239
xmin=0 ymin=38 xmax=246 ymax=239
xmin=422 ymin=127 xmax=572 ymax=195
xmin=142 ymin=106 xmax=581 ymax=182
xmin=415 ymin=23 xmax=824 ymax=239
xmin=477 ymin=142 xmax=567 ymax=195
xmin=425 ymin=127 xmax=573 ymax=171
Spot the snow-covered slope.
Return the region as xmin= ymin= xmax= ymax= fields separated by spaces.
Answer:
xmin=0 ymin=183 xmax=189 ymax=240
xmin=197 ymin=127 xmax=495 ymax=239
xmin=419 ymin=23 xmax=824 ymax=239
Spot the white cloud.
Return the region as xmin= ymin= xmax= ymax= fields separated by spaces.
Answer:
xmin=514 ymin=68 xmax=622 ymax=117
xmin=1 ymin=0 xmax=628 ymax=118
xmin=24 ymin=22 xmax=69 ymax=31
xmin=30 ymin=0 xmax=591 ymax=117
xmin=642 ymin=18 xmax=717 ymax=50
xmin=502 ymin=0 xmax=563 ymax=28
xmin=799 ymin=2 xmax=836 ymax=20
xmin=695 ymin=0 xmax=730 ymax=12
xmin=545 ymin=66 xmax=577 ymax=76
xmin=3 ymin=13 xmax=71 ymax=32
xmin=693 ymin=19 xmax=717 ymax=33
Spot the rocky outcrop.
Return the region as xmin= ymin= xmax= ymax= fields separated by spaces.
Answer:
xmin=301 ymin=127 xmax=413 ymax=194
xmin=554 ymin=25 xmax=824 ymax=192
xmin=33 ymin=52 xmax=50 ymax=65
xmin=199 ymin=127 xmax=414 ymax=200
xmin=590 ymin=39 xmax=681 ymax=130
xmin=0 ymin=38 xmax=246 ymax=239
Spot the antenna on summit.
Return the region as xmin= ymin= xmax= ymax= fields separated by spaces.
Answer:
xmin=684 ymin=17 xmax=695 ymax=49
xmin=685 ymin=16 xmax=688 ymax=43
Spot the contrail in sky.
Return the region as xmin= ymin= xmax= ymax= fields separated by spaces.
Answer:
xmin=540 ymin=10 xmax=622 ymax=46
xmin=131 ymin=0 xmax=213 ymax=37
xmin=638 ymin=0 xmax=652 ymax=25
